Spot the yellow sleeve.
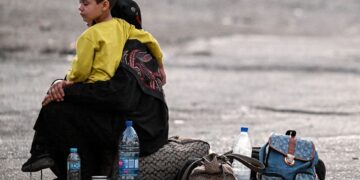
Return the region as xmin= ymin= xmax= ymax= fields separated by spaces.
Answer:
xmin=66 ymin=36 xmax=95 ymax=83
xmin=128 ymin=26 xmax=163 ymax=66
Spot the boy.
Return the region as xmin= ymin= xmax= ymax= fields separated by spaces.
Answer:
xmin=42 ymin=0 xmax=165 ymax=105
xmin=67 ymin=0 xmax=163 ymax=83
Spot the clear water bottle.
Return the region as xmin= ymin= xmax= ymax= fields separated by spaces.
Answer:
xmin=67 ymin=147 xmax=81 ymax=180
xmin=232 ymin=127 xmax=252 ymax=180
xmin=118 ymin=120 xmax=139 ymax=180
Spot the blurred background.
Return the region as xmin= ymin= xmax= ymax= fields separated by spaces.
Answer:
xmin=1 ymin=0 xmax=360 ymax=53
xmin=1 ymin=0 xmax=360 ymax=179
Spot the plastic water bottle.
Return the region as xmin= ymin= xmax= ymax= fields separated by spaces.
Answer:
xmin=118 ymin=120 xmax=139 ymax=180
xmin=67 ymin=147 xmax=81 ymax=180
xmin=232 ymin=127 xmax=252 ymax=180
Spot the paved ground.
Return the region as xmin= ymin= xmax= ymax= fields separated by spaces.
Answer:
xmin=1 ymin=0 xmax=360 ymax=179
xmin=165 ymin=35 xmax=360 ymax=180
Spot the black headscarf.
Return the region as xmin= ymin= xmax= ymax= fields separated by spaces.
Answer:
xmin=111 ymin=0 xmax=142 ymax=29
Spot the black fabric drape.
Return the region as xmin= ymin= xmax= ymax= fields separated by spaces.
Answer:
xmin=62 ymin=66 xmax=169 ymax=155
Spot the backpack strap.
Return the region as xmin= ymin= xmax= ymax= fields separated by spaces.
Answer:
xmin=225 ymin=153 xmax=265 ymax=173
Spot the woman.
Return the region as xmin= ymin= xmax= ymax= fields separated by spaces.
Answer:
xmin=21 ymin=0 xmax=168 ymax=179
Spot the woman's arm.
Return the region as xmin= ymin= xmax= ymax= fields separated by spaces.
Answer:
xmin=63 ymin=67 xmax=142 ymax=111
xmin=43 ymin=40 xmax=165 ymax=110
xmin=128 ymin=27 xmax=166 ymax=85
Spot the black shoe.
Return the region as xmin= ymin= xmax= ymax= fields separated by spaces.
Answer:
xmin=21 ymin=153 xmax=54 ymax=172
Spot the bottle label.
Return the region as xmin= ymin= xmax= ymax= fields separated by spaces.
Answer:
xmin=119 ymin=158 xmax=139 ymax=169
xmin=119 ymin=155 xmax=139 ymax=176
xmin=68 ymin=162 xmax=80 ymax=170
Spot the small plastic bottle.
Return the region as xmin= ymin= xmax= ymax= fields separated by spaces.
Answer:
xmin=232 ymin=127 xmax=252 ymax=180
xmin=118 ymin=120 xmax=139 ymax=180
xmin=67 ymin=147 xmax=81 ymax=180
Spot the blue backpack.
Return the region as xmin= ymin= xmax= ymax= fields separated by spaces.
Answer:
xmin=258 ymin=130 xmax=318 ymax=180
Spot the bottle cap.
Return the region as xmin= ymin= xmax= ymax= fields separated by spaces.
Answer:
xmin=70 ymin=148 xmax=78 ymax=153
xmin=91 ymin=176 xmax=108 ymax=180
xmin=240 ymin=127 xmax=248 ymax=132
xmin=126 ymin=120 xmax=133 ymax=127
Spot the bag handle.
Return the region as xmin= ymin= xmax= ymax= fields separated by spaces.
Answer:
xmin=180 ymin=153 xmax=265 ymax=180
xmin=285 ymin=130 xmax=296 ymax=137
xmin=180 ymin=154 xmax=232 ymax=180
xmin=225 ymin=153 xmax=265 ymax=173
xmin=180 ymin=157 xmax=203 ymax=180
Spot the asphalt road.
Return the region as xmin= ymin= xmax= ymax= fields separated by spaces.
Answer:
xmin=1 ymin=34 xmax=360 ymax=179
xmin=1 ymin=0 xmax=360 ymax=179
xmin=165 ymin=35 xmax=360 ymax=180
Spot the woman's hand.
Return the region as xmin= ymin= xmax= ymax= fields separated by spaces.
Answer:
xmin=159 ymin=66 xmax=166 ymax=85
xmin=42 ymin=80 xmax=73 ymax=106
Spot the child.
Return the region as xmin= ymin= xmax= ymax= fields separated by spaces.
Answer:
xmin=67 ymin=0 xmax=163 ymax=83
xmin=41 ymin=0 xmax=165 ymax=105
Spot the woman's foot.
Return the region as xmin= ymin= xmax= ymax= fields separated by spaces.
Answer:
xmin=21 ymin=153 xmax=54 ymax=172
xmin=23 ymin=131 xmax=55 ymax=172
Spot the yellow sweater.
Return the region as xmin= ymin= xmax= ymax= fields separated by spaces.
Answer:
xmin=66 ymin=18 xmax=162 ymax=83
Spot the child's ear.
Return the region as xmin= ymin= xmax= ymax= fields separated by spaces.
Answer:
xmin=102 ymin=0 xmax=110 ymax=11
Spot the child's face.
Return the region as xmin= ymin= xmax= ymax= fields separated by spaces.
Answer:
xmin=78 ymin=0 xmax=107 ymax=24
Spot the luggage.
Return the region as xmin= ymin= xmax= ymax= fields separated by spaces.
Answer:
xmin=252 ymin=130 xmax=326 ymax=180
